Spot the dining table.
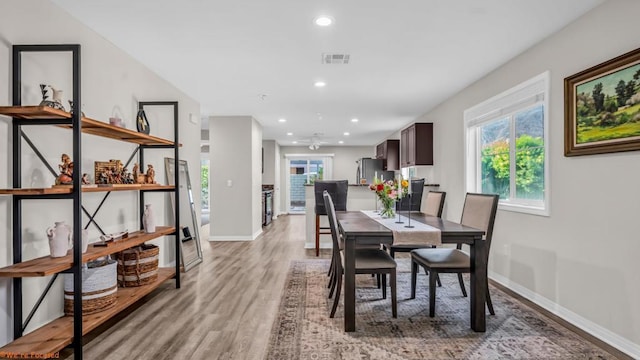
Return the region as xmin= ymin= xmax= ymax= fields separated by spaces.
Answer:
xmin=336 ymin=211 xmax=487 ymax=332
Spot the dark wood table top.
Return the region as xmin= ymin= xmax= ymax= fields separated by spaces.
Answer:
xmin=336 ymin=211 xmax=484 ymax=243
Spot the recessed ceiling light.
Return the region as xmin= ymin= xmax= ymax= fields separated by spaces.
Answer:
xmin=343 ymin=132 xmax=350 ymax=136
xmin=292 ymin=141 xmax=298 ymax=144
xmin=314 ymin=16 xmax=334 ymax=27
xmin=351 ymin=118 xmax=359 ymax=123
xmin=338 ymin=140 xmax=344 ymax=144
xmin=287 ymin=132 xmax=293 ymax=136
xmin=278 ymin=118 xmax=286 ymax=123
xmin=314 ymin=81 xmax=326 ymax=88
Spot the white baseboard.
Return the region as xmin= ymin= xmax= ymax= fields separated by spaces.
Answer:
xmin=304 ymin=243 xmax=332 ymax=249
xmin=209 ymin=229 xmax=262 ymax=242
xmin=489 ymin=271 xmax=640 ymax=359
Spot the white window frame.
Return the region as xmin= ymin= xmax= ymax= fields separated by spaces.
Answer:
xmin=464 ymin=71 xmax=550 ymax=216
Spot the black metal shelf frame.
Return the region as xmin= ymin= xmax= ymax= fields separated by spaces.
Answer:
xmin=137 ymin=101 xmax=181 ymax=289
xmin=11 ymin=44 xmax=84 ymax=358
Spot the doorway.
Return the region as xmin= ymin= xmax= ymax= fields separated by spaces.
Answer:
xmin=286 ymin=156 xmax=330 ymax=213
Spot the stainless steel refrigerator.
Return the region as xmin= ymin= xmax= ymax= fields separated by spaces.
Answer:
xmin=356 ymin=158 xmax=395 ymax=185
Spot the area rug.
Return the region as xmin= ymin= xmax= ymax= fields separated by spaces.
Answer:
xmin=265 ymin=259 xmax=614 ymax=360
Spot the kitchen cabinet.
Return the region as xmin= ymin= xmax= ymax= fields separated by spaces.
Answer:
xmin=401 ymin=123 xmax=433 ymax=167
xmin=375 ymin=139 xmax=400 ymax=171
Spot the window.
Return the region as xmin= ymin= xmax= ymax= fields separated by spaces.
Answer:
xmin=465 ymin=72 xmax=550 ymax=216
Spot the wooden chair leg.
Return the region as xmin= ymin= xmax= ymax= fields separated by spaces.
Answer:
xmin=381 ymin=273 xmax=387 ymax=299
xmin=315 ymin=215 xmax=320 ymax=257
xmin=429 ymin=270 xmax=437 ymax=317
xmin=410 ymin=259 xmax=418 ymax=299
xmin=327 ymin=251 xmax=334 ymax=277
xmin=457 ymin=273 xmax=467 ymax=297
xmin=330 ymin=271 xmax=342 ymax=318
xmin=486 ymin=281 xmax=495 ymax=315
xmin=390 ymin=270 xmax=397 ymax=318
xmin=328 ymin=266 xmax=337 ymax=298
xmin=436 ymin=273 xmax=442 ymax=287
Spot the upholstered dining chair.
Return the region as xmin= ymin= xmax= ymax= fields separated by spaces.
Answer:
xmin=324 ymin=191 xmax=397 ymax=318
xmin=389 ymin=190 xmax=446 ymax=258
xmin=410 ymin=192 xmax=499 ymax=317
xmin=314 ymin=180 xmax=348 ymax=257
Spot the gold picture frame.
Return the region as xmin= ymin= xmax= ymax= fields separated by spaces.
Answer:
xmin=565 ymin=47 xmax=640 ymax=156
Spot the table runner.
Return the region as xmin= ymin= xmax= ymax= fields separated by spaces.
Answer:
xmin=361 ymin=210 xmax=441 ymax=246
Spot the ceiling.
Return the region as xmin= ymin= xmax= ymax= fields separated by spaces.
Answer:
xmin=52 ymin=0 xmax=603 ymax=147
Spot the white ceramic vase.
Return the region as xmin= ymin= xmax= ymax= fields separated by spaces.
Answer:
xmin=47 ymin=221 xmax=71 ymax=258
xmin=143 ymin=204 xmax=156 ymax=233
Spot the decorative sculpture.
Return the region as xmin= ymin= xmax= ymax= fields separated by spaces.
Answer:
xmin=146 ymin=164 xmax=156 ymax=184
xmin=55 ymin=153 xmax=73 ymax=185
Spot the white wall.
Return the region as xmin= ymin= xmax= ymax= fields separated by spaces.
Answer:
xmin=0 ymin=0 xmax=201 ymax=346
xmin=278 ymin=145 xmax=374 ymax=214
xmin=209 ymin=116 xmax=262 ymax=240
xmin=262 ymin=140 xmax=276 ymax=185
xmin=416 ymin=0 xmax=640 ymax=356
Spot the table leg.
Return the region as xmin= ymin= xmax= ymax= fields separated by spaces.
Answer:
xmin=470 ymin=237 xmax=487 ymax=332
xmin=344 ymin=236 xmax=356 ymax=332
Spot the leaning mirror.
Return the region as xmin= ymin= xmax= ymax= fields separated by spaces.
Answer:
xmin=165 ymin=158 xmax=203 ymax=271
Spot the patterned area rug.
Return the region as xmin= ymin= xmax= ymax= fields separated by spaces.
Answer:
xmin=265 ymin=259 xmax=614 ymax=360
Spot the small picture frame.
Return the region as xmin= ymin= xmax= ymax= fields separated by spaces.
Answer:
xmin=136 ymin=109 xmax=150 ymax=134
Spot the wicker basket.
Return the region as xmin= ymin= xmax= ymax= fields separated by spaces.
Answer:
xmin=116 ymin=243 xmax=159 ymax=287
xmin=64 ymin=258 xmax=118 ymax=316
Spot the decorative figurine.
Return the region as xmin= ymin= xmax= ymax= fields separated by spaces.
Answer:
xmin=81 ymin=173 xmax=90 ymax=185
xmin=55 ymin=154 xmax=73 ymax=185
xmin=146 ymin=164 xmax=156 ymax=184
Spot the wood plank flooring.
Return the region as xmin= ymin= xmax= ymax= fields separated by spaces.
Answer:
xmin=56 ymin=214 xmax=626 ymax=360
xmin=61 ymin=214 xmax=320 ymax=360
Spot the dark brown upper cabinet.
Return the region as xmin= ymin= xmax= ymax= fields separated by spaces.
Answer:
xmin=375 ymin=139 xmax=400 ymax=171
xmin=400 ymin=123 xmax=433 ymax=167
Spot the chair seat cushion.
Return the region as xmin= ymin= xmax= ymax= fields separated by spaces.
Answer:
xmin=411 ymin=248 xmax=470 ymax=269
xmin=341 ymin=249 xmax=396 ymax=270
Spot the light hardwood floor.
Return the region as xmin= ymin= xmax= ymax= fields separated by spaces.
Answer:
xmin=62 ymin=214 xmax=321 ymax=360
xmin=61 ymin=214 xmax=626 ymax=360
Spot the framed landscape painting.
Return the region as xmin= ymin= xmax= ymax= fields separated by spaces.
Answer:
xmin=565 ymin=47 xmax=640 ymax=156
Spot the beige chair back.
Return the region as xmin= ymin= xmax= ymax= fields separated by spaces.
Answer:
xmin=460 ymin=193 xmax=499 ymax=247
xmin=423 ymin=191 xmax=446 ymax=217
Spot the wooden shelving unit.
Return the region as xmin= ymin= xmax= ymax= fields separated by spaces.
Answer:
xmin=1 ymin=45 xmax=182 ymax=359
xmin=0 ymin=185 xmax=175 ymax=195
xmin=0 ymin=227 xmax=175 ymax=277
xmin=0 ymin=268 xmax=175 ymax=355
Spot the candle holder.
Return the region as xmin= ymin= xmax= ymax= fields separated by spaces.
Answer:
xmin=404 ymin=194 xmax=414 ymax=228
xmin=395 ymin=200 xmax=404 ymax=224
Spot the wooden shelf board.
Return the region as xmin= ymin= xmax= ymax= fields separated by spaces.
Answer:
xmin=0 ymin=268 xmax=175 ymax=356
xmin=0 ymin=185 xmax=174 ymax=195
xmin=0 ymin=188 xmax=72 ymax=195
xmin=0 ymin=106 xmax=70 ymax=119
xmin=0 ymin=106 xmax=178 ymax=146
xmin=0 ymin=227 xmax=175 ymax=277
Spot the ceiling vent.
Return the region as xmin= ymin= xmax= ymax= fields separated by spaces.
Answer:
xmin=322 ymin=53 xmax=350 ymax=64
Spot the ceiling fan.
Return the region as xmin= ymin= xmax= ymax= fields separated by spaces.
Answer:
xmin=295 ymin=133 xmax=329 ymax=150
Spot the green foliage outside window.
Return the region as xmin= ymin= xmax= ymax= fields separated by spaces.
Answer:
xmin=481 ymin=135 xmax=544 ymax=200
xmin=201 ymin=164 xmax=209 ymax=209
